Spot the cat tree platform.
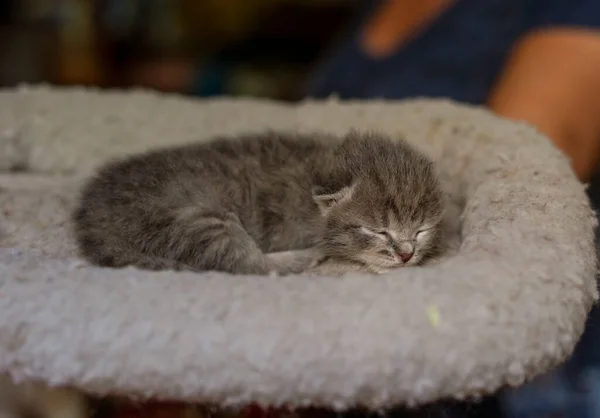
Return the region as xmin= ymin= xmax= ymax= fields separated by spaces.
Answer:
xmin=0 ymin=86 xmax=597 ymax=413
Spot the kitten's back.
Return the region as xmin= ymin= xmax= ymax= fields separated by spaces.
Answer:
xmin=72 ymin=132 xmax=334 ymax=274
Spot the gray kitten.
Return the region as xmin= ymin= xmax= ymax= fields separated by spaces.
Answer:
xmin=72 ymin=131 xmax=444 ymax=275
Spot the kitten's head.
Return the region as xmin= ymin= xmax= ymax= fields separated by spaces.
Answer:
xmin=311 ymin=131 xmax=444 ymax=272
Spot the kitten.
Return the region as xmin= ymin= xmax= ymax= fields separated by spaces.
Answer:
xmin=72 ymin=131 xmax=444 ymax=275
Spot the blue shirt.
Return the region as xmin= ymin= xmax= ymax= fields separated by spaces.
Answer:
xmin=306 ymin=0 xmax=600 ymax=104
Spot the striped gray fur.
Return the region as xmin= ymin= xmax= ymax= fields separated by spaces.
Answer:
xmin=72 ymin=131 xmax=444 ymax=275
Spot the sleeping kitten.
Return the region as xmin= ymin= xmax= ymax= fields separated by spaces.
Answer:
xmin=72 ymin=131 xmax=444 ymax=275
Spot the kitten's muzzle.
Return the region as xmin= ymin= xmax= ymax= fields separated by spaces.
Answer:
xmin=394 ymin=241 xmax=414 ymax=263
xmin=397 ymin=251 xmax=413 ymax=263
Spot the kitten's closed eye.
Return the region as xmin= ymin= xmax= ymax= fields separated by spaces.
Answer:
xmin=359 ymin=226 xmax=390 ymax=241
xmin=415 ymin=229 xmax=430 ymax=240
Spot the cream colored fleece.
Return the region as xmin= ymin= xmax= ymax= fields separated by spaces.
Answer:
xmin=0 ymin=85 xmax=597 ymax=410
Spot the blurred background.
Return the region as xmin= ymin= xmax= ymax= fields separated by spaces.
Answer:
xmin=0 ymin=0 xmax=357 ymax=101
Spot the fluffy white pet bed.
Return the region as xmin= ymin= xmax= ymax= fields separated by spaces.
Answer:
xmin=0 ymin=85 xmax=597 ymax=410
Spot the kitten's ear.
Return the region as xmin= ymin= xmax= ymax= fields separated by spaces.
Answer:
xmin=312 ymin=185 xmax=355 ymax=216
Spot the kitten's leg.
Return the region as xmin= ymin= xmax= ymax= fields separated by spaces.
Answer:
xmin=78 ymin=243 xmax=195 ymax=272
xmin=147 ymin=208 xmax=272 ymax=274
xmin=265 ymin=248 xmax=325 ymax=275
xmin=79 ymin=208 xmax=270 ymax=274
xmin=83 ymin=207 xmax=321 ymax=275
xmin=109 ymin=253 xmax=193 ymax=272
xmin=307 ymin=258 xmax=374 ymax=276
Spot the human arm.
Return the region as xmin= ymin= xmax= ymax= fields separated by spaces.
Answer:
xmin=487 ymin=28 xmax=600 ymax=182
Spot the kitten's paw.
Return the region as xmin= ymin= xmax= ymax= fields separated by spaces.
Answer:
xmin=289 ymin=248 xmax=326 ymax=274
xmin=266 ymin=248 xmax=324 ymax=275
xmin=369 ymin=266 xmax=392 ymax=275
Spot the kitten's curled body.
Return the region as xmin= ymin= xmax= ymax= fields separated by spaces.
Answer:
xmin=73 ymin=131 xmax=445 ymax=275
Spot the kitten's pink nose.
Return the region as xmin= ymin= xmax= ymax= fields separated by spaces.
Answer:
xmin=398 ymin=251 xmax=413 ymax=263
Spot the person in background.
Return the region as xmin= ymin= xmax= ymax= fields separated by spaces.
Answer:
xmin=308 ymin=0 xmax=600 ymax=182
xmin=307 ymin=1 xmax=600 ymax=417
